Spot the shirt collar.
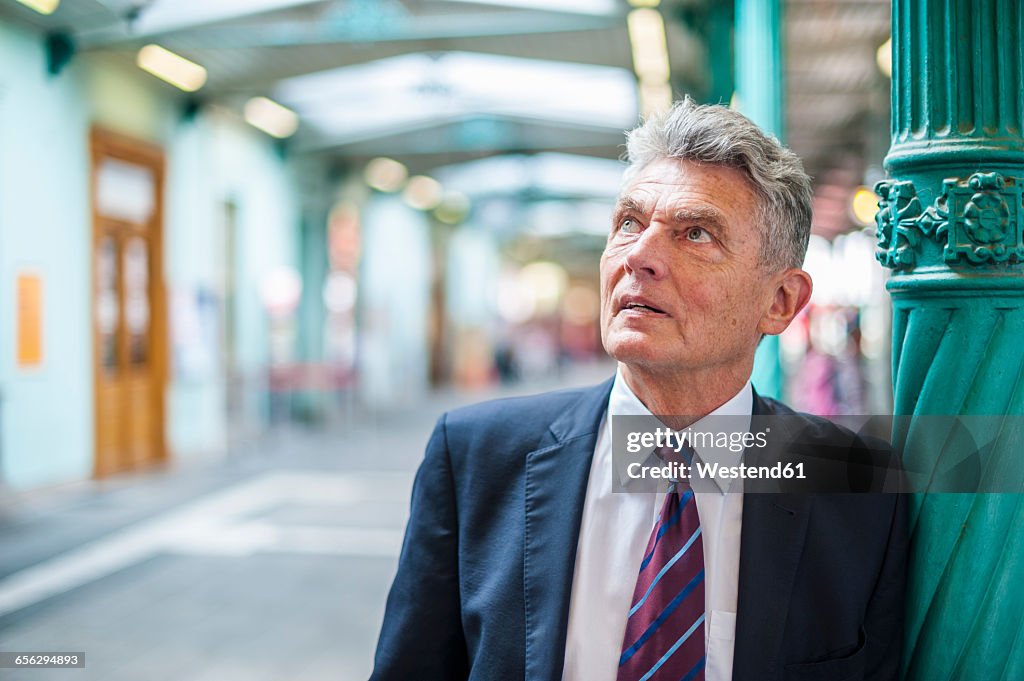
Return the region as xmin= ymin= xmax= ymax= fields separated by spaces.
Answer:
xmin=608 ymin=366 xmax=753 ymax=493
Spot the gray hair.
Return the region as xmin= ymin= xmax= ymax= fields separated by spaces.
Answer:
xmin=623 ymin=96 xmax=813 ymax=271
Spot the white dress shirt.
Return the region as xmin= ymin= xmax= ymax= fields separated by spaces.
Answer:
xmin=562 ymin=369 xmax=751 ymax=681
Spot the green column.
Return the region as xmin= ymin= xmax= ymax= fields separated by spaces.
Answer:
xmin=735 ymin=0 xmax=784 ymax=399
xmin=876 ymin=1 xmax=1024 ymax=679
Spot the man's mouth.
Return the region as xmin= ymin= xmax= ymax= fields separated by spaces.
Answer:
xmin=619 ymin=299 xmax=668 ymax=315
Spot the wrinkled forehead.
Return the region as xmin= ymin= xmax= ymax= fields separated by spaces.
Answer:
xmin=620 ymin=157 xmax=759 ymax=201
xmin=615 ymin=158 xmax=761 ymax=221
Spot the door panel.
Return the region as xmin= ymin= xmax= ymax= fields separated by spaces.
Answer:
xmin=92 ymin=129 xmax=166 ymax=478
xmin=123 ymin=235 xmax=155 ymax=469
xmin=94 ymin=233 xmax=124 ymax=475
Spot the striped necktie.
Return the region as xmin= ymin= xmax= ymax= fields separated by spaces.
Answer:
xmin=617 ymin=446 xmax=706 ymax=681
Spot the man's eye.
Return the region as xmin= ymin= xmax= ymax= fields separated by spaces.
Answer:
xmin=618 ymin=217 xmax=640 ymax=234
xmin=686 ymin=227 xmax=711 ymax=243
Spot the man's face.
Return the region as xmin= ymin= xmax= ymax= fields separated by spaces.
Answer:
xmin=599 ymin=157 xmax=782 ymax=379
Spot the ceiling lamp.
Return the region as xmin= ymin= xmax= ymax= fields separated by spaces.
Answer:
xmin=403 ymin=176 xmax=444 ymax=211
xmin=244 ymin=97 xmax=299 ymax=138
xmin=851 ymin=186 xmax=879 ymax=226
xmin=15 ymin=0 xmax=59 ymax=14
xmin=434 ymin=191 xmax=471 ymax=224
xmin=136 ymin=44 xmax=207 ymax=92
xmin=364 ymin=158 xmax=408 ymax=193
xmin=628 ymin=8 xmax=672 ymax=116
xmin=876 ymin=38 xmax=892 ymax=79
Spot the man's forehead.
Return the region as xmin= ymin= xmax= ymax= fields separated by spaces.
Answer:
xmin=616 ymin=160 xmax=756 ymax=217
xmin=613 ymin=190 xmax=736 ymax=228
xmin=622 ymin=158 xmax=754 ymax=192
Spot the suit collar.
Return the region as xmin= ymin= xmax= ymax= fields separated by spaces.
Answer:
xmin=525 ymin=377 xmax=613 ymax=681
xmin=547 ymin=376 xmax=615 ymax=443
xmin=751 ymin=386 xmax=774 ymax=419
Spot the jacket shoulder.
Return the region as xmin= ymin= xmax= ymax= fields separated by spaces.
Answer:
xmin=441 ymin=381 xmax=610 ymax=453
xmin=755 ymin=394 xmax=900 ymax=492
xmin=446 ymin=383 xmax=602 ymax=430
xmin=757 ymin=394 xmax=870 ymax=443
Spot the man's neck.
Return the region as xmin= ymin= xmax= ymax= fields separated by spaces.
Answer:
xmin=619 ymin=362 xmax=752 ymax=429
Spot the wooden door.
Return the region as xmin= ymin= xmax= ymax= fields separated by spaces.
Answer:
xmin=91 ymin=129 xmax=167 ymax=477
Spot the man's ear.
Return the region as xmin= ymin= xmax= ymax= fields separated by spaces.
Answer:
xmin=759 ymin=268 xmax=813 ymax=336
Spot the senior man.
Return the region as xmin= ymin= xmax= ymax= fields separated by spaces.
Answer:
xmin=370 ymin=98 xmax=906 ymax=681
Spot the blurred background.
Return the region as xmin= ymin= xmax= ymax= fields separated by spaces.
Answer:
xmin=0 ymin=0 xmax=894 ymax=678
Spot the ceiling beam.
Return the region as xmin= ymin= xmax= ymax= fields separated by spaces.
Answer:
xmin=292 ymin=114 xmax=625 ymax=156
xmin=189 ymin=26 xmax=634 ymax=93
xmin=83 ymin=9 xmax=620 ymax=49
xmin=76 ymin=28 xmax=636 ymax=91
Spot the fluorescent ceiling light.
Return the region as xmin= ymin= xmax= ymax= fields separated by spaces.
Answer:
xmin=136 ymin=44 xmax=207 ymax=92
xmin=14 ymin=0 xmax=59 ymax=14
xmin=851 ymin=186 xmax=878 ymax=226
xmin=628 ymin=8 xmax=670 ymax=82
xmin=364 ymin=158 xmax=408 ymax=192
xmin=244 ymin=96 xmax=300 ymax=138
xmin=403 ymin=176 xmax=444 ymax=211
xmin=638 ymin=81 xmax=672 ymax=116
xmin=876 ymin=38 xmax=892 ymax=79
xmin=434 ymin=191 xmax=471 ymax=224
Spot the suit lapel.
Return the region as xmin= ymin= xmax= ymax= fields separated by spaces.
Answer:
xmin=732 ymin=393 xmax=814 ymax=681
xmin=524 ymin=378 xmax=613 ymax=681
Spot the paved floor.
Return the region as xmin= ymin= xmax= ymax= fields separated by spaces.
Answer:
xmin=0 ymin=362 xmax=614 ymax=680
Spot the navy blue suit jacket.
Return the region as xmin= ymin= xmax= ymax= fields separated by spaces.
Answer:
xmin=371 ymin=378 xmax=906 ymax=681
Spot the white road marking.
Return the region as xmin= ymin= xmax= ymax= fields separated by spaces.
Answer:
xmin=0 ymin=472 xmax=413 ymax=618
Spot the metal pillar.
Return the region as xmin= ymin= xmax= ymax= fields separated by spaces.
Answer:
xmin=876 ymin=1 xmax=1024 ymax=678
xmin=735 ymin=0 xmax=784 ymax=399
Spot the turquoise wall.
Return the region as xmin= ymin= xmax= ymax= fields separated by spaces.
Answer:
xmin=164 ymin=109 xmax=301 ymax=457
xmin=0 ymin=22 xmax=92 ymax=489
xmin=0 ymin=20 xmax=301 ymax=489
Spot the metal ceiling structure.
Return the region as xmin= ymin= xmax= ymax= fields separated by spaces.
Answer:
xmin=784 ymin=0 xmax=890 ymax=238
xmin=0 ymin=0 xmax=660 ymax=168
xmin=0 ymin=0 xmax=892 ymax=233
xmin=785 ymin=0 xmax=891 ymax=189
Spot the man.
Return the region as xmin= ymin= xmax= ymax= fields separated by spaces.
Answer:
xmin=370 ymin=98 xmax=906 ymax=681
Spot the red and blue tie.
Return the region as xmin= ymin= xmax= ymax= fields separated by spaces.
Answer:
xmin=617 ymin=447 xmax=706 ymax=681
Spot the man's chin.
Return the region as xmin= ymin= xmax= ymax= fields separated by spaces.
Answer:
xmin=605 ymin=337 xmax=670 ymax=369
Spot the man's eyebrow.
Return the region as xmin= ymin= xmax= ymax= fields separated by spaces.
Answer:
xmin=614 ymin=196 xmax=647 ymax=215
xmin=671 ymin=206 xmax=728 ymax=231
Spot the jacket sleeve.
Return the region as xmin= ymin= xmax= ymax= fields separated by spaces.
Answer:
xmin=370 ymin=413 xmax=469 ymax=681
xmin=862 ymin=488 xmax=909 ymax=681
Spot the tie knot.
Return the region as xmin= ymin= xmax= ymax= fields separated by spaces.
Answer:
xmin=655 ymin=443 xmax=696 ymax=466
xmin=655 ymin=444 xmax=696 ymax=493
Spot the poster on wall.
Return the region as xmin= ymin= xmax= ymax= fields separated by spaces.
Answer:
xmin=16 ymin=272 xmax=43 ymax=368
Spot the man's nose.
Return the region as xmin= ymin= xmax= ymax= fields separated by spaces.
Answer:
xmin=622 ymin=224 xmax=668 ymax=280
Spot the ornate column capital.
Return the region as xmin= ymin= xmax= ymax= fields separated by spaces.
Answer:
xmin=874 ymin=172 xmax=1024 ymax=270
